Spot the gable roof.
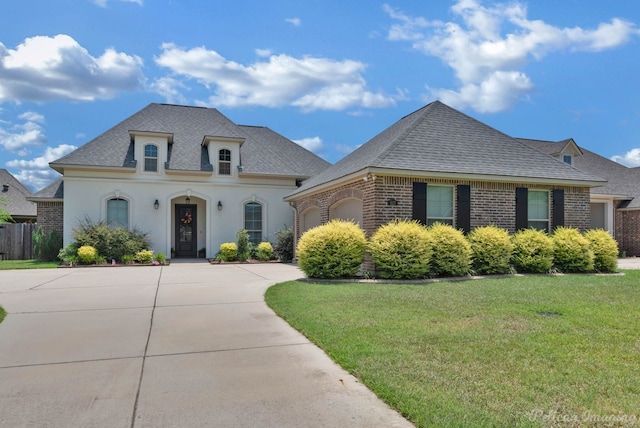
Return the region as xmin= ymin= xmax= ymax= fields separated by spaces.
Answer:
xmin=28 ymin=178 xmax=64 ymax=201
xmin=521 ymin=138 xmax=640 ymax=207
xmin=0 ymin=169 xmax=36 ymax=218
xmin=50 ymin=103 xmax=330 ymax=178
xmin=288 ymin=101 xmax=605 ymax=198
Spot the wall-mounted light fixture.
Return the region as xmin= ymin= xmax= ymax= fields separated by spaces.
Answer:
xmin=154 ymin=199 xmax=160 ymax=210
xmin=387 ymin=198 xmax=398 ymax=206
xmin=217 ymin=200 xmax=223 ymax=211
xmin=363 ymin=173 xmax=377 ymax=182
xmin=185 ymin=196 xmax=191 ymax=205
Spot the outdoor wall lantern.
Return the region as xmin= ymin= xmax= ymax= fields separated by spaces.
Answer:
xmin=217 ymin=200 xmax=223 ymax=211
xmin=387 ymin=198 xmax=398 ymax=206
xmin=154 ymin=199 xmax=160 ymax=210
xmin=185 ymin=196 xmax=191 ymax=205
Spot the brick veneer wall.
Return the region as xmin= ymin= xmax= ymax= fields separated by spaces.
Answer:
xmin=37 ymin=201 xmax=63 ymax=236
xmin=615 ymin=205 xmax=640 ymax=256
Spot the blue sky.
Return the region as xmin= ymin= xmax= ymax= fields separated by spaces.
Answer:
xmin=1 ymin=0 xmax=639 ymax=191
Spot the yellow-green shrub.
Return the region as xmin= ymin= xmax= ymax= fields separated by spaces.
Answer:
xmin=257 ymin=242 xmax=273 ymax=261
xmin=135 ymin=249 xmax=154 ymax=264
xmin=511 ymin=229 xmax=554 ymax=273
xmin=77 ymin=245 xmax=98 ymax=264
xmin=427 ymin=223 xmax=471 ymax=277
xmin=219 ymin=242 xmax=237 ymax=261
xmin=369 ymin=219 xmax=432 ymax=279
xmin=297 ymin=219 xmax=366 ymax=279
xmin=584 ymin=229 xmax=618 ymax=273
xmin=552 ymin=227 xmax=594 ymax=273
xmin=468 ymin=226 xmax=513 ymax=275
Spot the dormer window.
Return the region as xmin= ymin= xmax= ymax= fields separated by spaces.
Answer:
xmin=219 ymin=149 xmax=231 ymax=175
xmin=563 ymin=155 xmax=572 ymax=165
xmin=144 ymin=144 xmax=158 ymax=172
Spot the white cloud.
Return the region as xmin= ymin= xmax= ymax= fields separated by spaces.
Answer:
xmin=255 ymin=48 xmax=272 ymax=58
xmin=0 ymin=34 xmax=144 ymax=103
xmin=293 ymin=136 xmax=324 ymax=153
xmin=611 ymin=149 xmax=640 ymax=167
xmin=92 ymin=0 xmax=143 ymax=7
xmin=0 ymin=111 xmax=47 ymax=154
xmin=154 ymin=43 xmax=396 ymax=111
xmin=149 ymin=76 xmax=188 ymax=105
xmin=6 ymin=144 xmax=76 ymax=191
xmin=286 ymin=17 xmax=302 ymax=27
xmin=385 ymin=0 xmax=640 ymax=112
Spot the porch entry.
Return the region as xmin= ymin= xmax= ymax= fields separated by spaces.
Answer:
xmin=175 ymin=204 xmax=197 ymax=257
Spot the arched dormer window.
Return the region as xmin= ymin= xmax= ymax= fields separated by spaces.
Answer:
xmin=144 ymin=144 xmax=158 ymax=172
xmin=219 ymin=149 xmax=231 ymax=175
xmin=107 ymin=198 xmax=129 ymax=228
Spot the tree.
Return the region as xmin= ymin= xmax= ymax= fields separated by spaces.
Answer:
xmin=0 ymin=196 xmax=13 ymax=224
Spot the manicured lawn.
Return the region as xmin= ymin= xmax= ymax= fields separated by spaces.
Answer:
xmin=266 ymin=273 xmax=640 ymax=427
xmin=0 ymin=260 xmax=59 ymax=270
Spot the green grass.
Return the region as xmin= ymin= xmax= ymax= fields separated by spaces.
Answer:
xmin=266 ymin=273 xmax=640 ymax=427
xmin=0 ymin=306 xmax=5 ymax=324
xmin=0 ymin=259 xmax=59 ymax=270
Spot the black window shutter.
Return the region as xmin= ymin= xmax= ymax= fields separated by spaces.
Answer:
xmin=412 ymin=182 xmax=427 ymax=225
xmin=456 ymin=184 xmax=471 ymax=233
xmin=552 ymin=189 xmax=565 ymax=229
xmin=515 ymin=187 xmax=528 ymax=230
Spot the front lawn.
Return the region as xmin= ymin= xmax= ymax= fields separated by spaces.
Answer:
xmin=0 ymin=260 xmax=59 ymax=270
xmin=266 ymin=273 xmax=640 ymax=427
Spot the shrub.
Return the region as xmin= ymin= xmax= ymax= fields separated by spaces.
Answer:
xmin=219 ymin=242 xmax=237 ymax=261
xmin=72 ymin=216 xmax=149 ymax=262
xmin=77 ymin=245 xmax=98 ymax=264
xmin=122 ymin=254 xmax=135 ymax=264
xmin=135 ymin=249 xmax=154 ymax=264
xmin=368 ymin=219 xmax=432 ymax=279
xmin=58 ymin=242 xmax=79 ymax=265
xmin=236 ymin=229 xmax=250 ymax=261
xmin=274 ymin=226 xmax=294 ymax=262
xmin=511 ymin=229 xmax=554 ymax=273
xmin=468 ymin=226 xmax=514 ymax=275
xmin=154 ymin=252 xmax=167 ymax=265
xmin=257 ymin=242 xmax=273 ymax=261
xmin=584 ymin=229 xmax=618 ymax=273
xmin=297 ymin=219 xmax=366 ymax=279
xmin=32 ymin=226 xmax=63 ymax=262
xmin=427 ymin=223 xmax=471 ymax=277
xmin=552 ymin=227 xmax=594 ymax=273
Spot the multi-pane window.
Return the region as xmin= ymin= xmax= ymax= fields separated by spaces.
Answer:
xmin=244 ymin=202 xmax=262 ymax=245
xmin=107 ymin=198 xmax=128 ymax=228
xmin=219 ymin=149 xmax=231 ymax=175
xmin=144 ymin=144 xmax=158 ymax=172
xmin=426 ymin=185 xmax=453 ymax=226
xmin=528 ymin=190 xmax=549 ymax=231
xmin=563 ymin=155 xmax=572 ymax=165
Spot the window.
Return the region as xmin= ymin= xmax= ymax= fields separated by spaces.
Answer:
xmin=144 ymin=144 xmax=158 ymax=172
xmin=244 ymin=202 xmax=262 ymax=244
xmin=563 ymin=155 xmax=572 ymax=165
xmin=528 ymin=190 xmax=549 ymax=231
xmin=219 ymin=149 xmax=231 ymax=175
xmin=107 ymin=198 xmax=128 ymax=228
xmin=426 ymin=186 xmax=453 ymax=226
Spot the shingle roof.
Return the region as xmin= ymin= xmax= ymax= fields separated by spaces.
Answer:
xmin=51 ymin=103 xmax=330 ymax=178
xmin=29 ymin=178 xmax=64 ymax=200
xmin=0 ymin=169 xmax=36 ymax=217
xmin=521 ymin=138 xmax=640 ymax=207
xmin=288 ymin=101 xmax=605 ymax=197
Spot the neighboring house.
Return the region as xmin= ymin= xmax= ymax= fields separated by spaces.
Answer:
xmin=284 ymin=101 xmax=607 ymax=256
xmin=31 ymin=103 xmax=329 ymax=258
xmin=521 ymin=138 xmax=640 ymax=255
xmin=0 ymin=169 xmax=36 ymax=223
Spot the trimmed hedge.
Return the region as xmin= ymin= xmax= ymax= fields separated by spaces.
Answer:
xmin=511 ymin=229 xmax=554 ymax=273
xmin=584 ymin=229 xmax=618 ymax=273
xmin=297 ymin=220 xmax=366 ymax=279
xmin=552 ymin=227 xmax=594 ymax=273
xmin=427 ymin=223 xmax=471 ymax=277
xmin=368 ymin=219 xmax=432 ymax=279
xmin=219 ymin=242 xmax=238 ymax=261
xmin=468 ymin=226 xmax=514 ymax=275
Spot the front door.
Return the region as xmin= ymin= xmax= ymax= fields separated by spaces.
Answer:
xmin=175 ymin=204 xmax=197 ymax=257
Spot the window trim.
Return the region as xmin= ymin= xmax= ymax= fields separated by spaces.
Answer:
xmin=426 ymin=184 xmax=454 ymax=226
xmin=106 ymin=197 xmax=129 ymax=229
xmin=218 ymin=148 xmax=232 ymax=176
xmin=143 ymin=143 xmax=159 ymax=173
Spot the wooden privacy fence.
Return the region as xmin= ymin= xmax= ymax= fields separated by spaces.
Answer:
xmin=0 ymin=223 xmax=36 ymax=260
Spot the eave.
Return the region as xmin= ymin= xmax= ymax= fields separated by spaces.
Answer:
xmin=49 ymin=163 xmax=137 ymax=174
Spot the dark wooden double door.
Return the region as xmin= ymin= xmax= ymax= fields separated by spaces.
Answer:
xmin=175 ymin=204 xmax=197 ymax=257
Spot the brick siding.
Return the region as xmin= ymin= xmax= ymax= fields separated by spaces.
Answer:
xmin=37 ymin=201 xmax=63 ymax=236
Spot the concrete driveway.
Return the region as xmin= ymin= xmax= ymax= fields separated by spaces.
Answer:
xmin=0 ymin=262 xmax=412 ymax=427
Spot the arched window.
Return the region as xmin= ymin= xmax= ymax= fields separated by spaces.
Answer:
xmin=244 ymin=201 xmax=262 ymax=244
xmin=107 ymin=198 xmax=129 ymax=228
xmin=144 ymin=144 xmax=158 ymax=172
xmin=219 ymin=149 xmax=231 ymax=175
